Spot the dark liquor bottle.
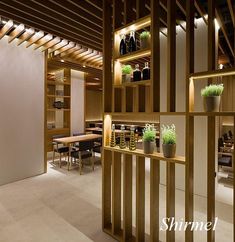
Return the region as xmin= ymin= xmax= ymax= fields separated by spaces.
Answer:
xmin=119 ymin=34 xmax=127 ymax=55
xmin=128 ymin=31 xmax=136 ymax=52
xmin=133 ymin=64 xmax=141 ymax=82
xmin=142 ymin=62 xmax=150 ymax=80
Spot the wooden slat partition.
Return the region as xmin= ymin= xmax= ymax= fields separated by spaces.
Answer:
xmin=233 ymin=116 xmax=235 ymax=242
xmin=102 ymin=149 xmax=112 ymax=229
xmin=112 ymin=151 xmax=122 ymax=234
xmin=136 ymin=156 xmax=145 ymax=242
xmin=150 ymin=159 xmax=160 ymax=242
xmin=123 ymin=154 xmax=133 ymax=241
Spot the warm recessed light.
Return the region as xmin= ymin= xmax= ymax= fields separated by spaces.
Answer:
xmin=2 ymin=20 xmax=7 ymax=24
xmin=83 ymin=65 xmax=86 ymax=68
xmin=61 ymin=59 xmax=64 ymax=62
xmin=94 ymin=78 xmax=100 ymax=80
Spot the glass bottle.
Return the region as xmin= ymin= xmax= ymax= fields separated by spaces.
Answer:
xmin=142 ymin=62 xmax=150 ymax=80
xmin=128 ymin=31 xmax=136 ymax=52
xmin=133 ymin=64 xmax=141 ymax=82
xmin=119 ymin=34 xmax=127 ymax=55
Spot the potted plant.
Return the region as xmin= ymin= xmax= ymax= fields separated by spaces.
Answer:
xmin=201 ymin=84 xmax=224 ymax=112
xmin=161 ymin=124 xmax=176 ymax=158
xmin=122 ymin=65 xmax=132 ymax=83
xmin=142 ymin=124 xmax=156 ymax=154
xmin=140 ymin=31 xmax=151 ymax=49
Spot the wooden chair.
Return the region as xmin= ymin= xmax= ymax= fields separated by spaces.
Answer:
xmin=52 ymin=134 xmax=69 ymax=167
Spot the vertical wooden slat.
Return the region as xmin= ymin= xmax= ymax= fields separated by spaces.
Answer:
xmin=124 ymin=0 xmax=136 ymax=25
xmin=136 ymin=0 xmax=148 ymax=19
xmin=150 ymin=159 xmax=160 ymax=242
xmin=112 ymin=151 xmax=122 ymax=234
xmin=136 ymin=156 xmax=145 ymax=242
xmin=207 ymin=116 xmax=216 ymax=242
xmin=233 ymin=116 xmax=235 ymax=242
xmin=166 ymin=162 xmax=175 ymax=242
xmin=123 ymin=154 xmax=133 ymax=241
xmin=185 ymin=1 xmax=195 ymax=241
xmin=102 ymin=149 xmax=112 ymax=229
xmin=113 ymin=0 xmax=123 ymax=29
xmin=44 ymin=50 xmax=48 ymax=173
xmin=208 ymin=1 xmax=216 ymax=242
xmin=151 ymin=0 xmax=160 ymax=112
xmin=167 ymin=0 xmax=176 ymax=112
xmin=103 ymin=0 xmax=112 ymax=112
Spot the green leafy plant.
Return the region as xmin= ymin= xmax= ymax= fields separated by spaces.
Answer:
xmin=122 ymin=65 xmax=132 ymax=75
xmin=201 ymin=84 xmax=224 ymax=97
xmin=143 ymin=124 xmax=156 ymax=142
xmin=140 ymin=31 xmax=150 ymax=39
xmin=161 ymin=124 xmax=176 ymax=144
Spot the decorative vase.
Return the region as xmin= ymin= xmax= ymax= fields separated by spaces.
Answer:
xmin=162 ymin=144 xmax=176 ymax=158
xmin=110 ymin=124 xmax=116 ymax=147
xmin=143 ymin=141 xmax=155 ymax=154
xmin=119 ymin=125 xmax=126 ymax=149
xmin=122 ymin=74 xmax=131 ymax=83
xmin=203 ymin=96 xmax=221 ymax=112
xmin=129 ymin=125 xmax=136 ymax=151
xmin=140 ymin=37 xmax=151 ymax=49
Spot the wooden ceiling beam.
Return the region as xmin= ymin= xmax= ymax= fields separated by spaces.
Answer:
xmin=227 ymin=0 xmax=235 ymax=27
xmin=56 ymin=44 xmax=82 ymax=58
xmin=84 ymin=53 xmax=102 ymax=64
xmin=17 ymin=27 xmax=35 ymax=46
xmin=85 ymin=0 xmax=103 ymax=12
xmin=79 ymin=51 xmax=99 ymax=62
xmin=86 ymin=56 xmax=103 ymax=66
xmin=0 ymin=2 xmax=102 ymax=51
xmin=0 ymin=19 xmax=13 ymax=39
xmin=74 ymin=49 xmax=93 ymax=61
xmin=26 ymin=30 xmax=44 ymax=48
xmin=215 ymin=8 xmax=235 ymax=57
xmin=48 ymin=0 xmax=102 ymax=29
xmin=55 ymin=41 xmax=75 ymax=55
xmin=34 ymin=33 xmax=53 ymax=50
xmin=48 ymin=39 xmax=69 ymax=53
xmin=40 ymin=37 xmax=61 ymax=51
xmin=64 ymin=48 xmax=88 ymax=59
xmin=8 ymin=23 xmax=25 ymax=43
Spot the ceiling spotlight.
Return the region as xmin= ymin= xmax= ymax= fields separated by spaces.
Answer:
xmin=60 ymin=59 xmax=65 ymax=62
xmin=83 ymin=65 xmax=86 ymax=68
xmin=2 ymin=20 xmax=7 ymax=24
xmin=94 ymin=78 xmax=100 ymax=80
xmin=14 ymin=24 xmax=18 ymax=28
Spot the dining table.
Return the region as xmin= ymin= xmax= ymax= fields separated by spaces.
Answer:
xmin=53 ymin=134 xmax=102 ymax=171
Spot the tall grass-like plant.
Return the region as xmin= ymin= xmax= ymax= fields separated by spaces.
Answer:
xmin=201 ymin=84 xmax=224 ymax=97
xmin=140 ymin=31 xmax=150 ymax=39
xmin=143 ymin=124 xmax=156 ymax=142
xmin=122 ymin=65 xmax=132 ymax=74
xmin=161 ymin=124 xmax=176 ymax=145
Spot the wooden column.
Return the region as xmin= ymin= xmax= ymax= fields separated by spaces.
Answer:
xmin=123 ymin=154 xmax=133 ymax=241
xmin=185 ymin=1 xmax=194 ymax=242
xmin=167 ymin=1 xmax=176 ymax=241
xmin=167 ymin=0 xmax=176 ymax=112
xmin=151 ymin=0 xmax=160 ymax=112
xmin=112 ymin=152 xmax=122 ymax=234
xmin=103 ymin=0 xmax=112 ymax=112
xmin=208 ymin=1 xmax=216 ymax=242
xmin=136 ymin=156 xmax=145 ymax=242
xmin=233 ymin=116 xmax=235 ymax=242
xmin=102 ymin=149 xmax=112 ymax=229
xmin=150 ymin=159 xmax=160 ymax=242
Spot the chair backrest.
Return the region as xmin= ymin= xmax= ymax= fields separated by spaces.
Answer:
xmin=52 ymin=134 xmax=68 ymax=139
xmin=79 ymin=140 xmax=94 ymax=151
xmin=228 ymin=130 xmax=233 ymax=138
xmin=218 ymin=137 xmax=224 ymax=151
xmin=223 ymin=133 xmax=228 ymax=140
xmin=73 ymin=132 xmax=85 ymax=136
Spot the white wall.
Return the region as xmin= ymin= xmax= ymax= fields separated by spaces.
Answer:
xmin=71 ymin=70 xmax=85 ymax=135
xmin=0 ymin=36 xmax=44 ymax=185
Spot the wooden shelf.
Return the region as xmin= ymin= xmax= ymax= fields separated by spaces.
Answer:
xmin=114 ymin=48 xmax=151 ymax=62
xmin=47 ymin=95 xmax=70 ymax=98
xmin=104 ymin=146 xmax=185 ymax=165
xmin=189 ymin=111 xmax=235 ymax=116
xmin=47 ymin=128 xmax=70 ymax=133
xmin=114 ymin=15 xmax=151 ymax=35
xmin=114 ymin=79 xmax=151 ymax=88
xmin=47 ymin=80 xmax=71 ymax=86
xmin=47 ymin=108 xmax=70 ymax=112
xmin=105 ymin=112 xmax=186 ymax=116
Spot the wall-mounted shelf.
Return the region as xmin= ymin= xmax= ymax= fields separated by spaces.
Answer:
xmin=47 ymin=95 xmax=70 ymax=98
xmin=189 ymin=112 xmax=235 ymax=116
xmin=114 ymin=79 xmax=151 ymax=88
xmin=47 ymin=80 xmax=71 ymax=86
xmin=47 ymin=108 xmax=70 ymax=112
xmin=104 ymin=146 xmax=185 ymax=165
xmin=114 ymin=48 xmax=151 ymax=63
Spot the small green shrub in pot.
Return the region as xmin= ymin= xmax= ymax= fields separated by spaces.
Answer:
xmin=142 ymin=124 xmax=156 ymax=154
xmin=140 ymin=31 xmax=151 ymax=49
xmin=201 ymin=84 xmax=224 ymax=112
xmin=161 ymin=124 xmax=176 ymax=158
xmin=122 ymin=64 xmax=132 ymax=83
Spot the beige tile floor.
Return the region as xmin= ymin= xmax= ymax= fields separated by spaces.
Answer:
xmin=0 ymin=156 xmax=233 ymax=242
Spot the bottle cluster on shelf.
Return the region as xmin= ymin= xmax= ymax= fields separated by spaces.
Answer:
xmin=119 ymin=30 xmax=151 ymax=56
xmin=122 ymin=62 xmax=150 ymax=83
